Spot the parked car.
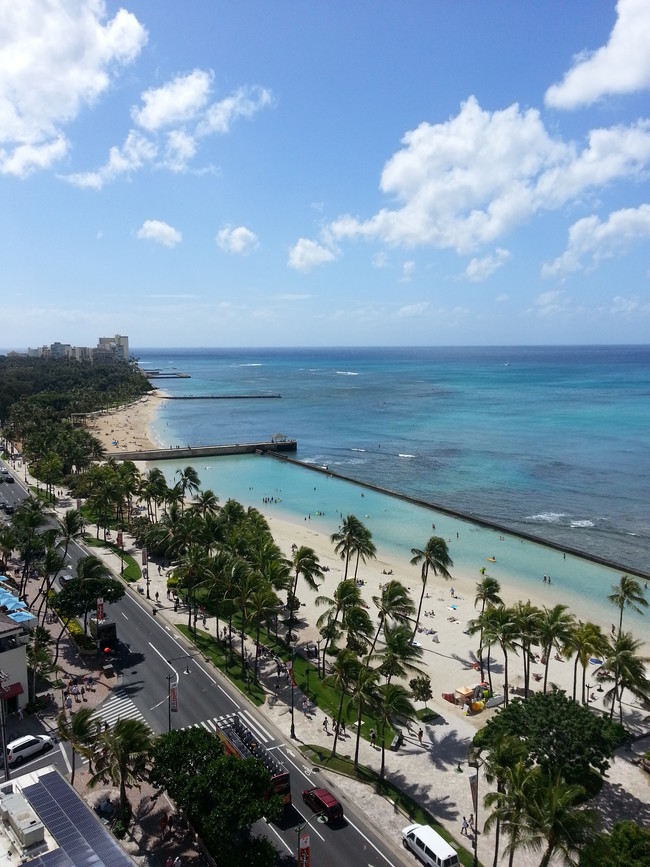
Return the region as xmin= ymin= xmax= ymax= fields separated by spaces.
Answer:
xmin=301 ymin=787 xmax=344 ymax=823
xmin=5 ymin=475 xmax=14 ymax=483
xmin=6 ymin=734 xmax=54 ymax=766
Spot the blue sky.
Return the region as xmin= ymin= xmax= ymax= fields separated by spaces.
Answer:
xmin=1 ymin=0 xmax=649 ymax=349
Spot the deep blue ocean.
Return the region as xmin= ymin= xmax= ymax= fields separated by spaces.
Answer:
xmin=136 ymin=346 xmax=649 ymax=583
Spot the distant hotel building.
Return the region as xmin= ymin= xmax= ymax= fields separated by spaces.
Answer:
xmin=26 ymin=334 xmax=129 ymax=364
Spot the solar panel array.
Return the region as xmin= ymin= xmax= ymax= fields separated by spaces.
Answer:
xmin=21 ymin=770 xmax=135 ymax=866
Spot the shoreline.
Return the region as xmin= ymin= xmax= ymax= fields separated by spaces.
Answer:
xmin=270 ymin=453 xmax=649 ymax=581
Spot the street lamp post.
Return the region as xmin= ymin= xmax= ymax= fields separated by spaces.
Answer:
xmin=295 ymin=812 xmax=327 ymax=865
xmin=290 ymin=647 xmax=297 ymax=740
xmin=166 ymin=673 xmax=178 ymax=733
xmin=468 ymin=755 xmax=485 ymax=867
xmin=0 ymin=672 xmax=11 ymax=781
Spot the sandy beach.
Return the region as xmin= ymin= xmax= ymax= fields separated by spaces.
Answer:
xmin=86 ymin=394 xmax=162 ymax=454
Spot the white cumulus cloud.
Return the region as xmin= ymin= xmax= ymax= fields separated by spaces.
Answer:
xmin=288 ymin=239 xmax=336 ymax=272
xmin=199 ymin=86 xmax=273 ymax=135
xmin=132 ymin=69 xmax=212 ymax=131
xmin=545 ymin=0 xmax=650 ymax=109
xmin=137 ymin=219 xmax=182 ymax=248
xmin=65 ymin=130 xmax=156 ymax=189
xmin=401 ymin=261 xmax=415 ymax=282
xmin=325 ymin=97 xmax=650 ymax=256
xmin=398 ymin=302 xmax=429 ymax=318
xmin=0 ymin=0 xmax=147 ymax=177
xmin=216 ymin=225 xmax=259 ymax=255
xmin=542 ymin=204 xmax=650 ymax=277
xmin=465 ymin=248 xmax=511 ymax=282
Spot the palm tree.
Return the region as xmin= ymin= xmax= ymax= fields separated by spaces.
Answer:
xmin=0 ymin=524 xmax=16 ymax=572
xmin=233 ymin=567 xmax=261 ymax=674
xmin=343 ymin=604 xmax=374 ymax=655
xmin=325 ymin=650 xmax=358 ymax=758
xmin=479 ymin=735 xmax=528 ymax=867
xmin=564 ymin=620 xmax=608 ymax=704
xmin=175 ymin=466 xmax=201 ymax=513
xmin=57 ymin=508 xmax=83 ymax=561
xmin=474 ymin=576 xmax=502 ymax=679
xmin=351 ymin=523 xmax=376 ymax=580
xmin=608 ymin=575 xmax=648 ymax=634
xmin=482 ymin=605 xmax=519 ymax=705
xmin=57 ymin=706 xmax=100 ymax=785
xmin=75 ymin=554 xmax=111 ymax=634
xmin=174 ymin=544 xmax=212 ymax=630
xmin=409 ymin=536 xmax=453 ymax=638
xmin=287 ymin=545 xmax=323 ymax=639
xmin=538 ymin=604 xmax=575 ymax=693
xmin=377 ymin=621 xmax=425 ymax=685
xmin=603 ymin=630 xmax=650 ymax=724
xmin=316 ymin=579 xmax=362 ymax=677
xmin=485 ymin=760 xmax=541 ymax=867
xmin=89 ymin=718 xmax=153 ymax=823
xmin=248 ymin=584 xmax=281 ymax=681
xmin=330 ymin=515 xmax=365 ymax=582
xmin=512 ymin=601 xmax=542 ymax=698
xmin=368 ymin=579 xmax=416 ymax=660
xmin=520 ymin=773 xmax=597 ymax=867
xmin=375 ymin=684 xmax=415 ymax=779
xmin=34 ymin=539 xmax=64 ymax=625
xmin=189 ymin=488 xmax=220 ymax=519
xmin=347 ymin=666 xmax=381 ymax=770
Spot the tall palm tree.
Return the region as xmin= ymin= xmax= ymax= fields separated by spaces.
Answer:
xmin=409 ymin=536 xmax=453 ymax=638
xmin=474 ymin=576 xmax=502 ymax=679
xmin=233 ymin=568 xmax=261 ymax=674
xmin=564 ymin=620 xmax=608 ymax=704
xmin=368 ymin=579 xmax=416 ymax=660
xmin=75 ymin=554 xmax=111 ymax=634
xmin=603 ymin=630 xmax=650 ymax=724
xmin=0 ymin=524 xmax=16 ymax=572
xmin=89 ymin=718 xmax=153 ymax=822
xmin=485 ymin=760 xmax=541 ymax=867
xmin=57 ymin=707 xmax=100 ymax=785
xmin=174 ymin=544 xmax=212 ymax=630
xmin=189 ymin=488 xmax=220 ymax=519
xmin=57 ymin=508 xmax=83 ymax=562
xmin=520 ymin=773 xmax=597 ymax=867
xmin=175 ymin=466 xmax=201 ymax=513
xmin=347 ymin=666 xmax=381 ymax=770
xmin=479 ymin=735 xmax=528 ymax=867
xmin=608 ymin=575 xmax=648 ymax=634
xmin=316 ymin=579 xmax=362 ymax=677
xmin=351 ymin=523 xmax=376 ymax=581
xmin=248 ymin=584 xmax=281 ymax=681
xmin=512 ymin=601 xmax=542 ymax=698
xmin=482 ymin=605 xmax=519 ymax=705
xmin=375 ymin=684 xmax=415 ymax=779
xmin=330 ymin=514 xmax=365 ymax=582
xmin=325 ymin=650 xmax=358 ymax=758
xmin=378 ymin=621 xmax=425 ymax=685
xmin=538 ymin=604 xmax=575 ymax=693
xmin=287 ymin=545 xmax=323 ymax=639
xmin=35 ymin=537 xmax=65 ymax=625
xmin=343 ymin=604 xmax=374 ymax=655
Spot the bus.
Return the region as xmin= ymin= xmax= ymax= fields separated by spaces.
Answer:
xmin=215 ymin=713 xmax=291 ymax=807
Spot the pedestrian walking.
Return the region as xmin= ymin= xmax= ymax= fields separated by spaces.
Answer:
xmin=406 ymin=718 xmax=413 ymax=734
xmin=173 ymin=857 xmax=181 ymax=867
xmin=18 ymin=707 xmax=23 ymax=721
xmin=65 ymin=696 xmax=72 ymax=712
xmin=370 ymin=728 xmax=376 ymax=748
xmin=468 ymin=814 xmax=474 ymax=834
xmin=418 ymin=727 xmax=424 ymax=746
xmin=81 ymin=686 xmax=85 ymax=701
xmin=341 ymin=719 xmax=346 ymax=735
xmin=166 ymin=857 xmax=173 ymax=867
xmin=322 ymin=717 xmax=328 ymax=733
xmin=461 ymin=816 xmax=468 ymax=836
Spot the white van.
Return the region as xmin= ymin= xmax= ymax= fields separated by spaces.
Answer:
xmin=402 ymin=823 xmax=460 ymax=867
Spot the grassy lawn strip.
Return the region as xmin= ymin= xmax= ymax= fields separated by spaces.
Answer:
xmin=300 ymin=745 xmax=478 ymax=867
xmin=82 ymin=535 xmax=141 ymax=582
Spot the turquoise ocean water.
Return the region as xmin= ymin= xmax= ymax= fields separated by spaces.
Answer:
xmin=136 ymin=346 xmax=650 ymax=633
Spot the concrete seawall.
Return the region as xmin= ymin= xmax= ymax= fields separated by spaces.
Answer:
xmin=115 ymin=440 xmax=297 ymax=461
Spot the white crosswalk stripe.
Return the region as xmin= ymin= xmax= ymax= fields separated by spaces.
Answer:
xmin=91 ymin=689 xmax=148 ymax=730
xmin=181 ymin=713 xmax=271 ymax=743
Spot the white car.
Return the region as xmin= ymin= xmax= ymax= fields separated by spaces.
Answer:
xmin=6 ymin=734 xmax=54 ymax=766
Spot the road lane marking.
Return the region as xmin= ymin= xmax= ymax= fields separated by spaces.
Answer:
xmin=238 ymin=709 xmax=272 ymax=743
xmin=263 ymin=821 xmax=292 ymax=854
xmin=344 ymin=816 xmax=398 ymax=867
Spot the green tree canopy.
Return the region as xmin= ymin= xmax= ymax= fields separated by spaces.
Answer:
xmin=579 ymin=819 xmax=650 ymax=866
xmin=473 ymin=689 xmax=621 ymax=796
